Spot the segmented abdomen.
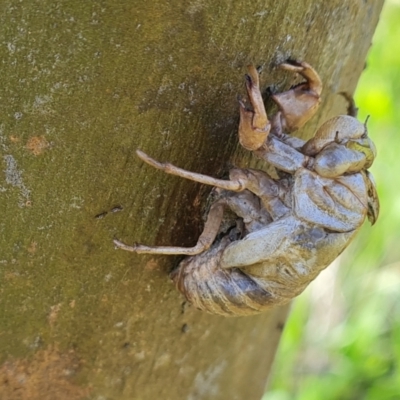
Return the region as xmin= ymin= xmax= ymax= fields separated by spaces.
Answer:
xmin=170 ymin=237 xmax=276 ymax=316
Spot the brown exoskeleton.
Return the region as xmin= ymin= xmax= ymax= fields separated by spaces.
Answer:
xmin=114 ymin=61 xmax=379 ymax=316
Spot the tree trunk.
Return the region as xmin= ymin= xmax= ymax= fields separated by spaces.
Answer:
xmin=0 ymin=1 xmax=383 ymax=399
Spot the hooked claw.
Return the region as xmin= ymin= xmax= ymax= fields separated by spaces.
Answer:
xmin=238 ymin=65 xmax=271 ymax=151
xmin=272 ymin=61 xmax=322 ymax=132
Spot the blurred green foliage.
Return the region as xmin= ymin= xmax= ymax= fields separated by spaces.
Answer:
xmin=265 ymin=2 xmax=400 ymax=399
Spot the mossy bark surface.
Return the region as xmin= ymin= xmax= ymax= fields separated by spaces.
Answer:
xmin=0 ymin=1 xmax=383 ymax=399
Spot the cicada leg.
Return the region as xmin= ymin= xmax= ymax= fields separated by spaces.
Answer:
xmin=271 ymin=61 xmax=322 ymax=132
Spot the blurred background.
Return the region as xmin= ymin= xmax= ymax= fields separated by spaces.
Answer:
xmin=264 ymin=1 xmax=400 ymax=399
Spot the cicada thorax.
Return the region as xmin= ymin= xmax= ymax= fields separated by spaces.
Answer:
xmin=302 ymin=115 xmax=366 ymax=155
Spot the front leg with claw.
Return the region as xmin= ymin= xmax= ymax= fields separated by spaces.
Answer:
xmin=271 ymin=61 xmax=322 ymax=133
xmin=238 ymin=65 xmax=271 ymax=151
xmin=238 ymin=61 xmax=322 ymax=152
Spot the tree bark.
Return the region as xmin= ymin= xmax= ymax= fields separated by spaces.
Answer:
xmin=0 ymin=1 xmax=383 ymax=399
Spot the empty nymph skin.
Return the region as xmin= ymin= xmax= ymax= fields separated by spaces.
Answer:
xmin=114 ymin=61 xmax=379 ymax=316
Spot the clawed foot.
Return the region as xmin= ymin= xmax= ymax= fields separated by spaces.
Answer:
xmin=238 ymin=60 xmax=322 ymax=151
xmin=271 ymin=61 xmax=322 ymax=132
xmin=238 ymin=65 xmax=271 ymax=151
